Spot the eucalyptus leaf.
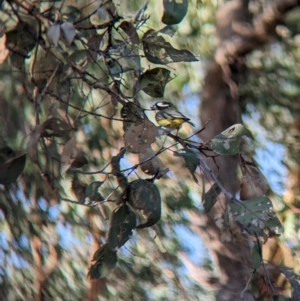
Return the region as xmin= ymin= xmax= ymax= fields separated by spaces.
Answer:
xmin=6 ymin=25 xmax=37 ymax=56
xmin=210 ymin=124 xmax=254 ymax=155
xmin=239 ymin=154 xmax=269 ymax=201
xmin=139 ymin=68 xmax=171 ymax=97
xmin=88 ymin=244 xmax=117 ymax=279
xmin=63 ymin=50 xmax=89 ymax=77
xmin=0 ymin=151 xmax=26 ymax=184
xmin=61 ymin=138 xmax=88 ymax=173
xmin=71 ymin=176 xmax=87 ymax=203
xmin=203 ymin=182 xmax=222 ymax=213
xmin=126 ymin=179 xmax=161 ymax=228
xmin=124 ymin=120 xmax=158 ymax=154
xmin=174 ymin=148 xmax=198 ymax=173
xmin=142 ymin=30 xmax=198 ymax=64
xmin=41 ymin=117 xmax=72 ymax=138
xmin=118 ymin=21 xmax=140 ymax=45
xmin=162 ymin=0 xmax=188 ymax=25
xmin=174 ymin=148 xmax=199 ymax=183
xmin=250 ymin=243 xmax=262 ymax=269
xmin=87 ymin=34 xmax=105 ymax=61
xmin=108 ymin=57 xmax=142 ymax=75
xmin=61 ymin=5 xmax=82 ymax=22
xmin=121 ymin=102 xmax=144 ymax=131
xmin=107 ymin=204 xmax=136 ymax=250
xmin=229 ymin=196 xmax=283 ymax=240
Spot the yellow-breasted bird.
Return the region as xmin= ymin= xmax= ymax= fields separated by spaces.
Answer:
xmin=151 ymin=101 xmax=195 ymax=129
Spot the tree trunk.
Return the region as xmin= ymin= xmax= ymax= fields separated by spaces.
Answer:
xmin=199 ymin=1 xmax=300 ymax=300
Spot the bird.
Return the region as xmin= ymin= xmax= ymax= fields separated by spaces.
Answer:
xmin=150 ymin=101 xmax=195 ymax=130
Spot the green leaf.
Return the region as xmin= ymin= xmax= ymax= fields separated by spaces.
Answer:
xmin=174 ymin=148 xmax=198 ymax=173
xmin=61 ymin=138 xmax=88 ymax=173
xmin=210 ymin=124 xmax=254 ymax=155
xmin=29 ymin=47 xmax=59 ymax=88
xmin=221 ymin=124 xmax=253 ymax=139
xmin=85 ymin=181 xmax=104 ymax=202
xmin=107 ymin=57 xmax=142 ymax=76
xmin=0 ymin=150 xmax=26 ymax=185
xmin=203 ymin=182 xmax=222 ymax=213
xmin=63 ymin=50 xmax=89 ymax=77
xmin=107 ymin=204 xmax=136 ymax=250
xmin=71 ymin=176 xmax=87 ymax=203
xmin=139 ymin=68 xmax=171 ymax=97
xmin=70 ymin=50 xmax=89 ymax=66
xmin=228 ymin=196 xmax=283 ymax=240
xmin=142 ymin=30 xmax=198 ymax=64
xmin=250 ymin=243 xmax=262 ymax=269
xmin=174 ymin=148 xmax=198 ymax=183
xmin=26 ymin=125 xmax=42 ymax=163
xmin=0 ymin=147 xmax=16 ymax=163
xmin=118 ymin=21 xmax=140 ymax=45
xmin=121 ymin=102 xmax=145 ymax=131
xmin=41 ymin=117 xmax=72 ymax=138
xmin=126 ymin=179 xmax=161 ymax=228
xmin=88 ymin=244 xmax=117 ymax=279
xmin=162 ymin=0 xmax=188 ymax=25
xmin=61 ymin=5 xmax=82 ymax=22
xmin=6 ymin=25 xmax=36 ymax=57
xmin=87 ymin=34 xmax=106 ymax=61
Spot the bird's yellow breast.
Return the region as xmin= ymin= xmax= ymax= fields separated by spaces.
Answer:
xmin=157 ymin=118 xmax=185 ymax=129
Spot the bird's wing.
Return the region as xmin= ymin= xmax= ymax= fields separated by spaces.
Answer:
xmin=163 ymin=109 xmax=190 ymax=120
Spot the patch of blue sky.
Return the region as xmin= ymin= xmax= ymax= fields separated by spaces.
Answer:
xmin=119 ymin=157 xmax=132 ymax=171
xmin=56 ymin=222 xmax=92 ymax=252
xmin=178 ymin=85 xmax=202 ymax=130
xmin=7 ymin=251 xmax=30 ymax=269
xmin=56 ymin=223 xmax=76 ymax=249
xmin=48 ymin=204 xmax=60 ymax=221
xmin=255 ymin=143 xmax=287 ymax=194
xmin=38 ymin=198 xmax=47 ymax=211
xmin=174 ymin=224 xmax=208 ymax=266
xmin=18 ymin=234 xmax=29 ymax=249
xmin=0 ymin=234 xmax=9 ymax=250
xmin=82 ymin=124 xmax=92 ymax=136
xmin=243 ymin=107 xmax=287 ymax=195
xmin=16 ymin=187 xmax=32 ymax=210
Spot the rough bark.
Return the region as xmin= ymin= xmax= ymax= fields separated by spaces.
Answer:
xmin=199 ymin=1 xmax=300 ymax=300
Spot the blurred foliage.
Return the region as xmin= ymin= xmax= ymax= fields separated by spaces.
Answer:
xmin=0 ymin=0 xmax=213 ymax=300
xmin=239 ymin=7 xmax=300 ymax=269
xmin=1 ymin=0 xmax=300 ymax=301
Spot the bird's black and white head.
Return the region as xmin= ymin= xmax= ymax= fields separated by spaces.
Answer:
xmin=151 ymin=101 xmax=172 ymax=110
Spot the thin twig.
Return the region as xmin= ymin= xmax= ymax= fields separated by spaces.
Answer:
xmin=240 ymin=270 xmax=255 ymax=298
xmin=198 ymin=156 xmax=242 ymax=204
